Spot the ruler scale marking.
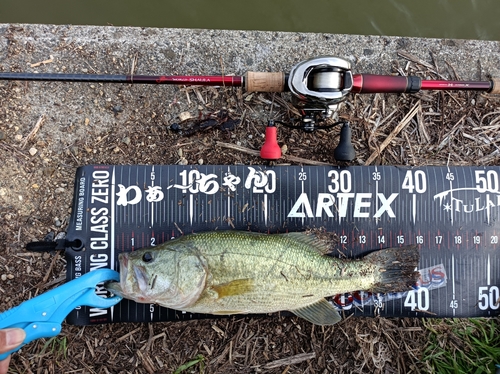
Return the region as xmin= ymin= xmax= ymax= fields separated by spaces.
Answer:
xmin=66 ymin=165 xmax=500 ymax=324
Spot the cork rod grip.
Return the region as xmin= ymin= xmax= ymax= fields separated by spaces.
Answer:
xmin=244 ymin=71 xmax=286 ymax=92
xmin=490 ymin=78 xmax=500 ymax=94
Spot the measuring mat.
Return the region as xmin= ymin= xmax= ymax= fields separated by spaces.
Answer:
xmin=64 ymin=165 xmax=500 ymax=325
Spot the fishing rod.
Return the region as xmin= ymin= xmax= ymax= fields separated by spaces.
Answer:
xmin=1 ymin=56 xmax=497 ymax=95
xmin=1 ymin=56 xmax=499 ymax=160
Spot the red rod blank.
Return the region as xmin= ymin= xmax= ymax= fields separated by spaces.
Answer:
xmin=352 ymin=73 xmax=492 ymax=94
xmin=420 ymin=80 xmax=491 ymax=91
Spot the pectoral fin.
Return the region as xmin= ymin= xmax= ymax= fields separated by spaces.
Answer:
xmin=211 ymin=278 xmax=254 ymax=299
xmin=210 ymin=310 xmax=245 ymax=315
xmin=291 ymin=298 xmax=342 ymax=325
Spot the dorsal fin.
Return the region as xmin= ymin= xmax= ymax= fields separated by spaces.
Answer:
xmin=280 ymin=232 xmax=330 ymax=255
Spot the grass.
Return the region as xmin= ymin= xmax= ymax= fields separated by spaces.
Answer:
xmin=173 ymin=354 xmax=205 ymax=374
xmin=40 ymin=336 xmax=68 ymax=360
xmin=421 ymin=318 xmax=500 ymax=374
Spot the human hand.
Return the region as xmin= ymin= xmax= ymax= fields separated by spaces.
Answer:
xmin=0 ymin=329 xmax=26 ymax=374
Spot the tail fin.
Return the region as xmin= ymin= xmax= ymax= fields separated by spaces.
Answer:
xmin=364 ymin=245 xmax=420 ymax=293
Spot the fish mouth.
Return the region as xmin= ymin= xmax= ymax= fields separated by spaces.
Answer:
xmin=104 ymin=280 xmax=124 ymax=297
xmin=119 ymin=253 xmax=129 ymax=286
xmin=104 ymin=254 xmax=150 ymax=302
xmin=104 ymin=253 xmax=129 ymax=297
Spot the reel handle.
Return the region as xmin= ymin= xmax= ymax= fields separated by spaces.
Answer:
xmin=333 ymin=123 xmax=356 ymax=162
xmin=260 ymin=121 xmax=282 ymax=160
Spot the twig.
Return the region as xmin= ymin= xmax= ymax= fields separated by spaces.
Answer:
xmin=437 ymin=115 xmax=466 ymax=150
xmin=116 ymin=327 xmax=142 ymax=342
xmin=215 ymin=141 xmax=260 ymax=157
xmin=219 ymin=56 xmax=225 ymax=82
xmin=29 ymin=55 xmax=54 ymax=68
xmin=284 ymin=154 xmax=332 ymax=166
xmin=21 ymin=114 xmax=45 ymax=149
xmin=0 ymin=141 xmax=29 ymax=160
xmin=375 ymin=109 xmax=398 ymax=129
xmin=42 ymin=252 xmax=60 ymax=284
xmin=193 ymin=87 xmax=205 ymax=105
xmin=397 ymin=51 xmax=447 ymax=79
xmin=417 ymin=105 xmax=430 ymax=143
xmin=414 ymin=308 xmax=437 ymax=316
xmin=261 ymin=352 xmax=316 ymax=369
xmin=173 ymin=222 xmax=184 ymax=235
xmin=37 ymin=275 xmax=65 ymax=291
xmin=136 ymin=350 xmax=156 ymax=374
xmin=365 ymin=101 xmax=420 ymax=165
xmin=130 ymin=53 xmax=138 ymax=76
xmin=478 ymin=110 xmax=500 ymax=128
xmin=215 ymin=141 xmax=332 ymax=166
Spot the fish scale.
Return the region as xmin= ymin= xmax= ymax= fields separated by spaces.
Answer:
xmin=196 ymin=232 xmax=376 ymax=306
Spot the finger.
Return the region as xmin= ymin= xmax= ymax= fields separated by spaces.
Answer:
xmin=0 ymin=329 xmax=26 ymax=354
xmin=0 ymin=355 xmax=11 ymax=374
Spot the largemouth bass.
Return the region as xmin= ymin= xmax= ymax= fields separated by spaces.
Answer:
xmin=106 ymin=231 xmax=419 ymax=325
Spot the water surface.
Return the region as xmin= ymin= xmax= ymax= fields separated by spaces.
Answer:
xmin=1 ymin=0 xmax=499 ymax=40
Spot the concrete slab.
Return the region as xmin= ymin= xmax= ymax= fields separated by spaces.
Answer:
xmin=1 ymin=24 xmax=500 ymax=373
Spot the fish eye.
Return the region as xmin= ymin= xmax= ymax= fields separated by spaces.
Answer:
xmin=142 ymin=252 xmax=154 ymax=263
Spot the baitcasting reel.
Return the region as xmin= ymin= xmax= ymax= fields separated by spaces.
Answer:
xmin=260 ymin=56 xmax=356 ymax=161
xmin=287 ymin=56 xmax=353 ymax=132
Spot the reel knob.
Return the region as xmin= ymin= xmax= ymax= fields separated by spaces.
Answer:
xmin=260 ymin=120 xmax=281 ymax=160
xmin=334 ymin=122 xmax=356 ymax=162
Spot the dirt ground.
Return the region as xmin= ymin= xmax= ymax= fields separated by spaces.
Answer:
xmin=1 ymin=24 xmax=500 ymax=373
